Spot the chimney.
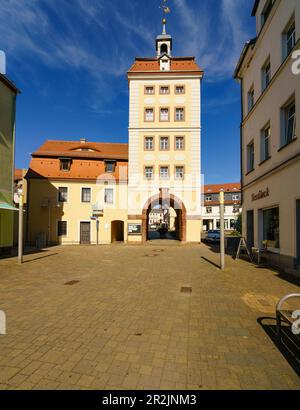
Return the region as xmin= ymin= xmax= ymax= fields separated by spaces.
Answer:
xmin=80 ymin=138 xmax=87 ymax=144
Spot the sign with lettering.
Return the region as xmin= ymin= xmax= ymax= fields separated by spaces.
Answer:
xmin=128 ymin=223 xmax=142 ymax=235
xmin=252 ymin=188 xmax=269 ymax=202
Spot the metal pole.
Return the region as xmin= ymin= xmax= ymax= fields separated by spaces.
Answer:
xmin=18 ymin=193 xmax=23 ymax=264
xmin=220 ymin=190 xmax=225 ymax=270
xmin=96 ymin=219 xmax=99 ymax=245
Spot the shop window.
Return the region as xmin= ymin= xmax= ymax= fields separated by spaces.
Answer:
xmin=263 ymin=207 xmax=280 ymax=249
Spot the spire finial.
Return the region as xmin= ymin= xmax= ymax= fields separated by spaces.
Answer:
xmin=159 ymin=0 xmax=171 ymax=35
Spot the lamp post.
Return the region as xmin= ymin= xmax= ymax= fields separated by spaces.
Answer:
xmin=219 ymin=189 xmax=225 ymax=270
xmin=17 ymin=188 xmax=24 ymax=264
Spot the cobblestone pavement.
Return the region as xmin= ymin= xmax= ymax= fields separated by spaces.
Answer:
xmin=0 ymin=243 xmax=299 ymax=390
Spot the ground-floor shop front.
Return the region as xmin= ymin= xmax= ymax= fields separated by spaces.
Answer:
xmin=243 ymin=160 xmax=300 ymax=272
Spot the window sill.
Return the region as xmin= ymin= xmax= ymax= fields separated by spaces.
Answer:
xmin=258 ymin=156 xmax=271 ymax=166
xmin=278 ymin=137 xmax=297 ymax=152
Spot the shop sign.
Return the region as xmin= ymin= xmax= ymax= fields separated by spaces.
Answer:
xmin=252 ymin=188 xmax=270 ymax=202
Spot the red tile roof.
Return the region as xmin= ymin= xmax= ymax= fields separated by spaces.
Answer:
xmin=128 ymin=57 xmax=203 ymax=74
xmin=14 ymin=169 xmax=24 ymax=182
xmin=204 ymin=183 xmax=241 ymax=194
xmin=32 ymin=140 xmax=128 ymax=160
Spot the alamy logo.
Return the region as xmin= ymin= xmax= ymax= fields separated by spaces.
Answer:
xmin=0 ymin=310 xmax=6 ymax=335
xmin=291 ymin=50 xmax=300 ymax=75
xmin=0 ymin=50 xmax=6 ymax=75
xmin=292 ymin=310 xmax=300 ymax=335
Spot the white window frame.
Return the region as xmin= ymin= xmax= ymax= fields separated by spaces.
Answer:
xmin=247 ymin=141 xmax=255 ymax=173
xmin=260 ymin=125 xmax=271 ymax=162
xmin=175 ymin=136 xmax=184 ymax=150
xmin=58 ymin=187 xmax=68 ymax=203
xmin=159 ymin=166 xmax=169 ymax=180
xmin=57 ymin=220 xmax=68 ymax=237
xmin=175 ymin=166 xmax=184 ymax=180
xmin=104 ymin=188 xmax=114 ymax=205
xmin=81 ymin=187 xmax=91 ymax=203
xmin=145 ymin=166 xmax=154 ymax=180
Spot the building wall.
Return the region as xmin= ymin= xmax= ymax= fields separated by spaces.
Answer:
xmin=0 ymin=80 xmax=16 ymax=250
xmin=240 ymin=0 xmax=300 ymax=270
xmin=202 ymin=204 xmax=241 ymax=231
xmin=128 ymin=75 xmax=202 ymax=242
xmin=27 ymin=179 xmax=128 ymax=245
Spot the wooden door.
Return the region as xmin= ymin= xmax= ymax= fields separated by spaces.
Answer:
xmin=80 ymin=222 xmax=91 ymax=244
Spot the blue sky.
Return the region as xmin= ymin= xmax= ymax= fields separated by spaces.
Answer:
xmin=0 ymin=0 xmax=255 ymax=184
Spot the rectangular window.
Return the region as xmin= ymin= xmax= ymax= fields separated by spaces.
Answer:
xmin=282 ymin=99 xmax=296 ymax=146
xmin=262 ymin=59 xmax=271 ymax=91
xmin=81 ymin=188 xmax=91 ymax=203
xmin=230 ymin=219 xmax=236 ymax=229
xmin=159 ymin=166 xmax=169 ymax=180
xmin=160 ymin=108 xmax=169 ymax=122
xmin=104 ymin=188 xmax=113 ymax=204
xmin=145 ymin=166 xmax=154 ymax=180
xmin=263 ymin=207 xmax=280 ymax=249
xmin=247 ymin=142 xmax=255 ymax=173
xmin=175 ymin=166 xmax=184 ymax=180
xmin=160 ymin=136 xmax=169 ymax=150
xmin=206 ymin=207 xmax=212 ymax=214
xmin=145 ymin=86 xmax=154 ymax=95
xmin=58 ymin=187 xmax=68 ymax=203
xmin=261 ymin=0 xmax=273 ymax=28
xmin=145 ymin=108 xmax=154 ymax=122
xmin=175 ymin=136 xmax=185 ymax=150
xmin=232 ymin=194 xmax=240 ymax=201
xmin=105 ymin=161 xmax=116 ymax=173
xmin=144 ymin=136 xmax=154 ymax=151
xmin=247 ymin=87 xmax=254 ymax=113
xmin=175 ymin=85 xmax=185 ymax=94
xmin=261 ymin=125 xmax=271 ymax=162
xmin=57 ymin=221 xmax=67 ymax=237
xmin=60 ymin=159 xmax=72 ymax=171
xmin=160 ymin=86 xmax=170 ymax=94
xmin=175 ymin=108 xmax=185 ymax=121
xmin=205 ymin=195 xmax=212 ymax=202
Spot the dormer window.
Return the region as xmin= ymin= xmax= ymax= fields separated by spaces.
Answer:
xmin=59 ymin=158 xmax=72 ymax=171
xmin=105 ymin=161 xmax=116 ymax=173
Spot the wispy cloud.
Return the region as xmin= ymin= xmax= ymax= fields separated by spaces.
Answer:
xmin=173 ymin=0 xmax=252 ymax=81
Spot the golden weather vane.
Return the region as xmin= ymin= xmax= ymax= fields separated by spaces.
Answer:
xmin=159 ymin=0 xmax=171 ymax=34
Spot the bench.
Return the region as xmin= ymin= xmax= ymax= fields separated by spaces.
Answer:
xmin=276 ymin=293 xmax=300 ymax=341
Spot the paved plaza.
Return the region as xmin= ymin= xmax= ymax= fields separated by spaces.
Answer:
xmin=0 ymin=243 xmax=299 ymax=390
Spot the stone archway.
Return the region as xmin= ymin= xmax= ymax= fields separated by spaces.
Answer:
xmin=142 ymin=191 xmax=187 ymax=243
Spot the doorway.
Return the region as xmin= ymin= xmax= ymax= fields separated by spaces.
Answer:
xmin=297 ymin=200 xmax=300 ymax=266
xmin=142 ymin=193 xmax=186 ymax=242
xmin=111 ymin=221 xmax=124 ymax=242
xmin=80 ymin=222 xmax=91 ymax=244
xmin=247 ymin=210 xmax=254 ymax=248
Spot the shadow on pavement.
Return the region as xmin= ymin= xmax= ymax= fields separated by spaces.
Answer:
xmin=257 ymin=316 xmax=300 ymax=377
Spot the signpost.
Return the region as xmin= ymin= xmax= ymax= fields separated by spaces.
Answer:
xmin=219 ymin=189 xmax=225 ymax=270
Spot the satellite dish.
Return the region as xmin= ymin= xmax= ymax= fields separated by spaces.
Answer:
xmin=0 ymin=50 xmax=6 ymax=75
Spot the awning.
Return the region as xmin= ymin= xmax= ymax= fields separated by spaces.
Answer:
xmin=0 ymin=202 xmax=19 ymax=211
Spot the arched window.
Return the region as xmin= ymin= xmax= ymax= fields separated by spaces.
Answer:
xmin=160 ymin=44 xmax=168 ymax=54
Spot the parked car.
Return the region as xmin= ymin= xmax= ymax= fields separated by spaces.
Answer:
xmin=205 ymin=230 xmax=221 ymax=243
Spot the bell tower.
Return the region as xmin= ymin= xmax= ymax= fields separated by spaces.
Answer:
xmin=127 ymin=0 xmax=204 ymax=243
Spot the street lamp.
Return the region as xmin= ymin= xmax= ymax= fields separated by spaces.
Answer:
xmin=219 ymin=189 xmax=225 ymax=270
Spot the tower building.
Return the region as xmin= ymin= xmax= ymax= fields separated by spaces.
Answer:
xmin=127 ymin=11 xmax=204 ymax=242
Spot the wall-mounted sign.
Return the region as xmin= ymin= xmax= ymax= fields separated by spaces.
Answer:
xmin=252 ymin=188 xmax=270 ymax=202
xmin=128 ymin=223 xmax=142 ymax=235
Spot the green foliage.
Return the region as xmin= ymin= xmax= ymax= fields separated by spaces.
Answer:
xmin=235 ymin=213 xmax=242 ymax=234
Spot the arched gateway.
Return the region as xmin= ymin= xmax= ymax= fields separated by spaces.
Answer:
xmin=142 ymin=193 xmax=187 ymax=243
